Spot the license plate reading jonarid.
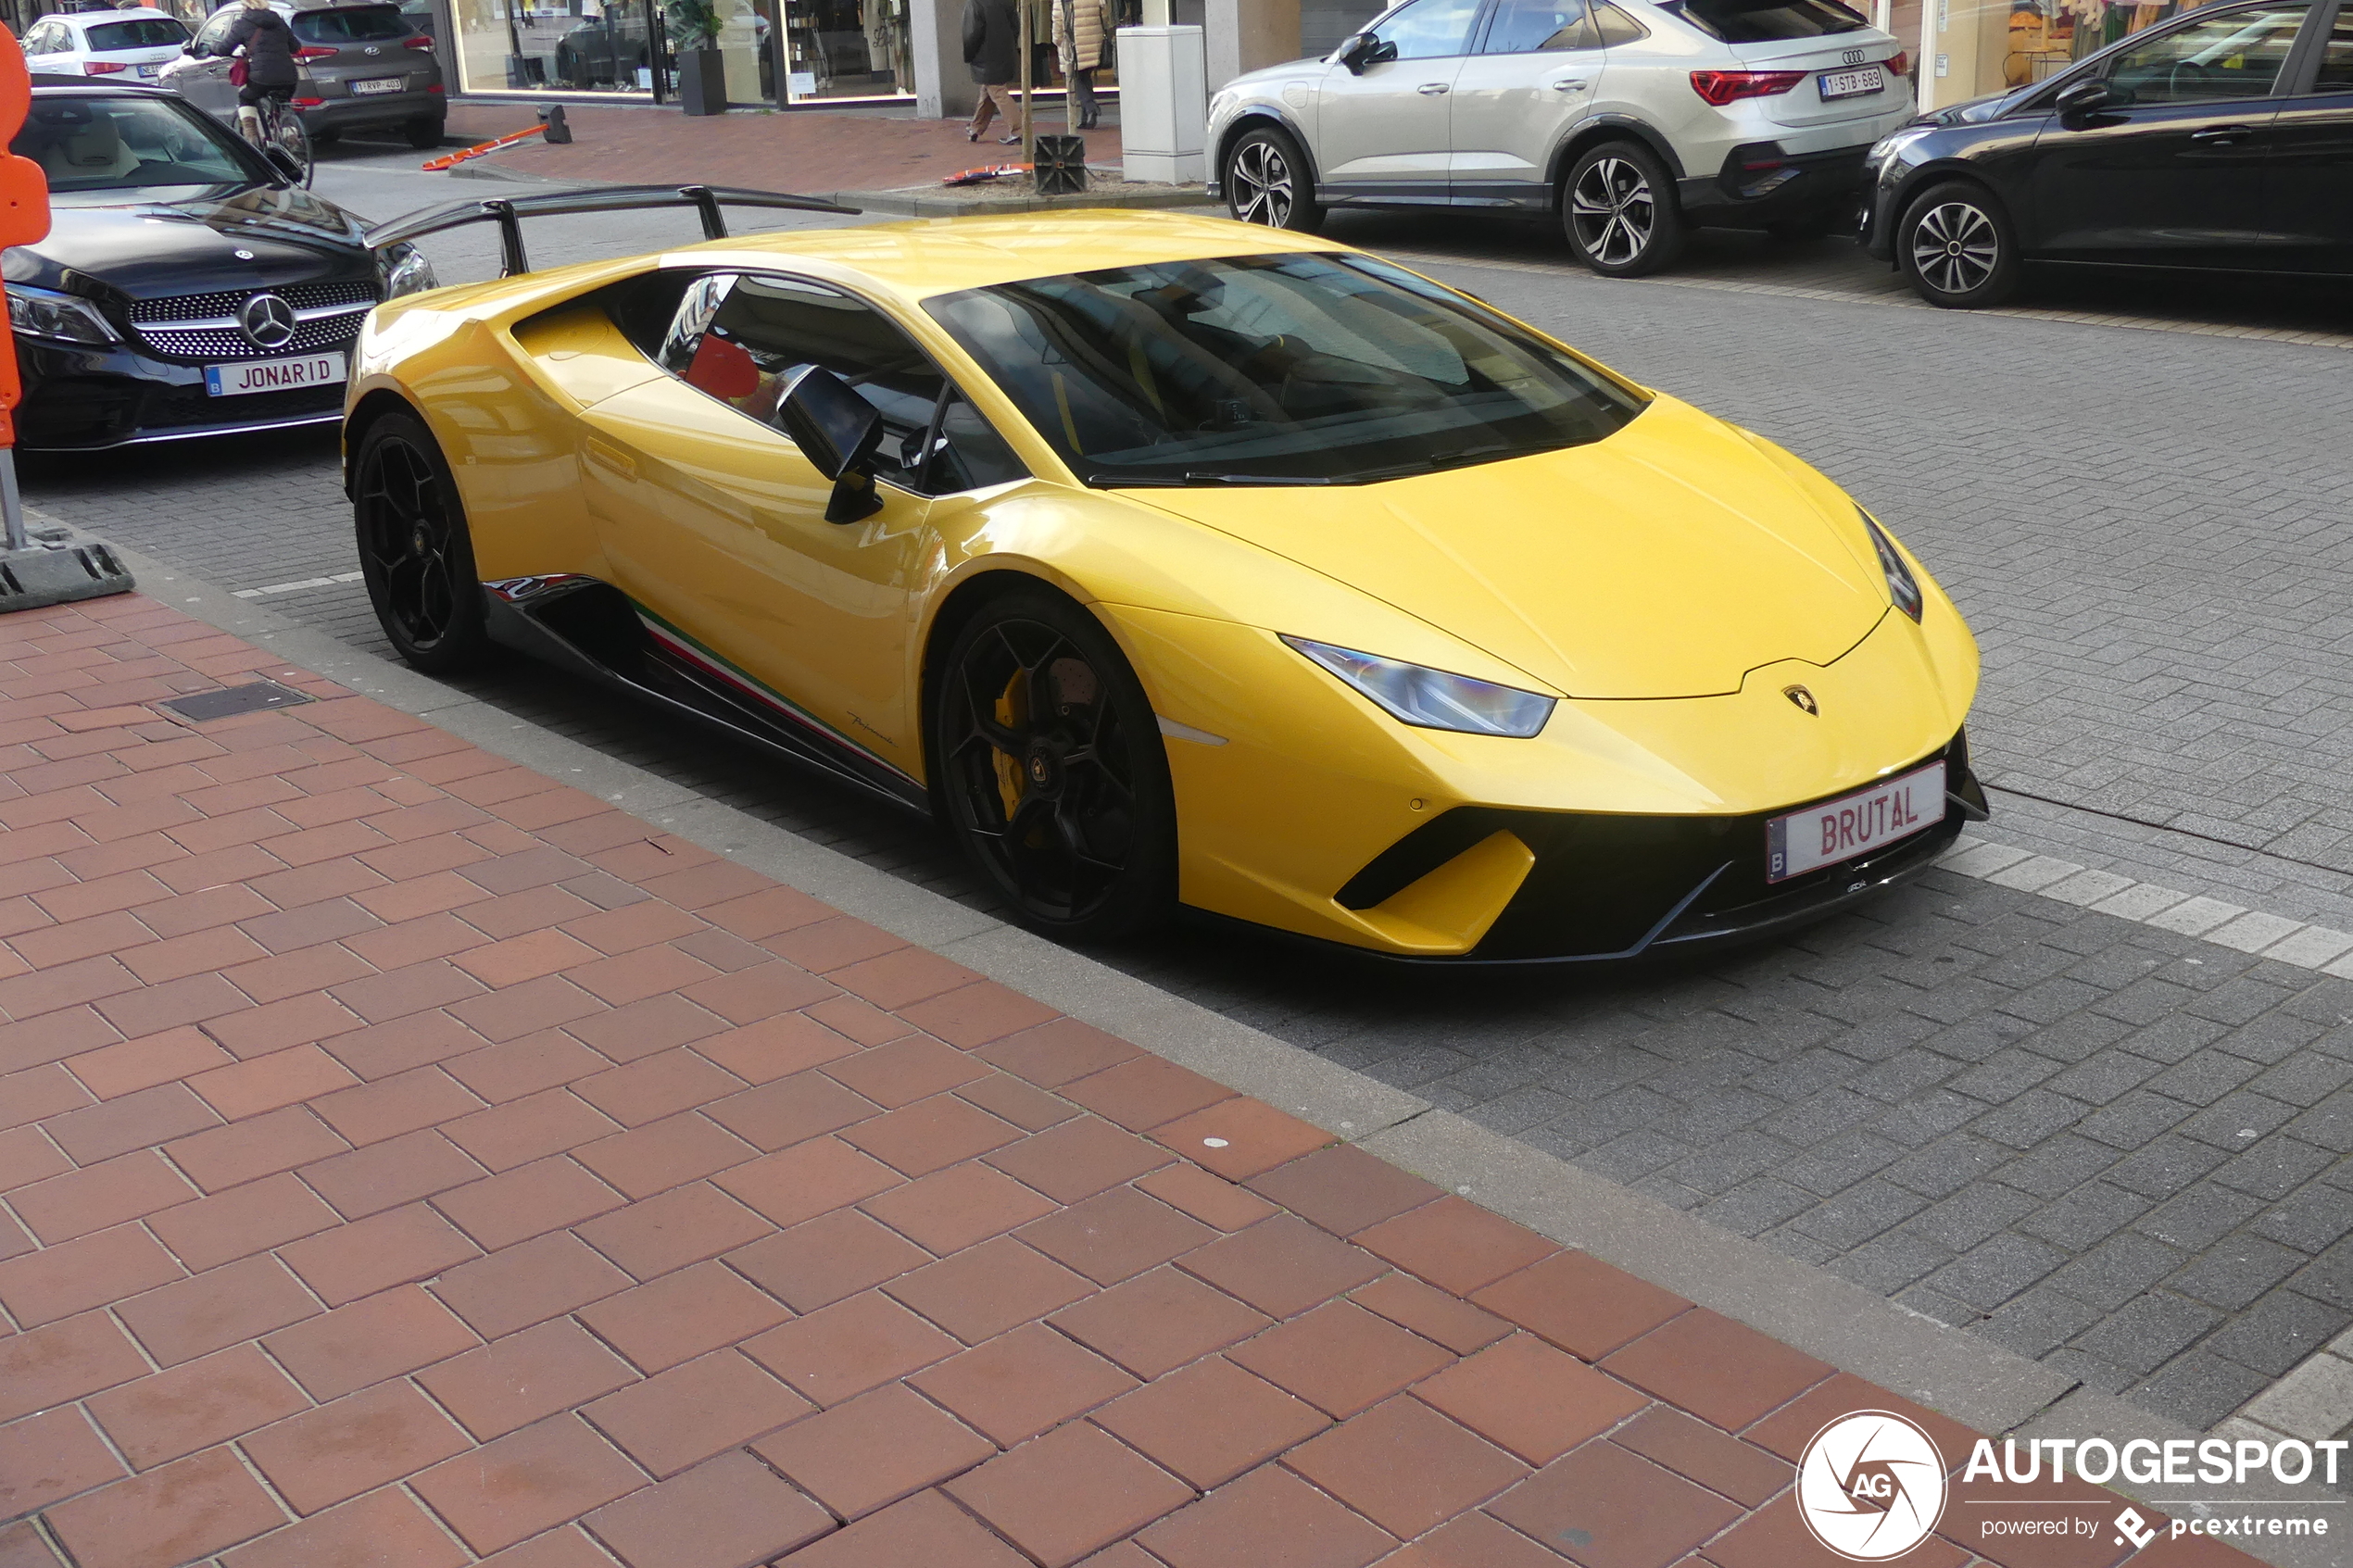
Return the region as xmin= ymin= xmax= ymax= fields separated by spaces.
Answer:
xmin=1766 ymin=760 xmax=1945 ymax=883
xmin=1818 ymin=64 xmax=1884 ymax=99
xmin=205 ymin=354 xmax=345 ymax=397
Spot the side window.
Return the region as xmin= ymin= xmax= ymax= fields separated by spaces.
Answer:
xmin=1372 ymin=0 xmax=1485 ymax=58
xmin=2313 ymin=6 xmax=2353 ymax=90
xmin=194 ymin=7 xmax=241 ymax=53
xmin=26 ymin=23 xmax=67 ymax=54
xmin=1481 ymin=0 xmax=1600 ymax=52
xmin=660 ymin=272 xmax=1022 ymax=495
xmin=926 ymin=397 xmax=1026 ymax=492
xmin=1591 ymin=3 xmax=1650 ymax=44
xmin=2100 ymin=3 xmax=2306 ymax=104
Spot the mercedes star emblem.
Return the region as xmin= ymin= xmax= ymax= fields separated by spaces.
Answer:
xmin=1784 ymin=684 xmax=1820 ymax=716
xmin=239 ymin=293 xmax=297 ymax=351
xmin=233 ymin=248 xmax=255 ymax=260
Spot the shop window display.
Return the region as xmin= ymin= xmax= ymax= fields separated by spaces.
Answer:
xmin=1920 ymin=0 xmax=2271 ymax=108
xmin=778 ymin=0 xmax=911 ymax=101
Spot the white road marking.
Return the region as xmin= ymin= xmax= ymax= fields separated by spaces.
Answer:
xmin=233 ymin=571 xmax=366 ymax=599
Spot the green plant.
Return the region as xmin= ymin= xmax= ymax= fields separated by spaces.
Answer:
xmin=664 ymin=0 xmax=722 ymax=48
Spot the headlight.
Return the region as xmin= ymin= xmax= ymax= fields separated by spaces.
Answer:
xmin=377 ymin=243 xmax=437 ymax=300
xmin=1282 ymin=635 xmax=1555 ymax=738
xmin=1858 ymin=508 xmax=1923 ymax=621
xmin=7 ymin=287 xmax=119 ymax=345
xmin=1866 ymin=125 xmax=1935 ymax=174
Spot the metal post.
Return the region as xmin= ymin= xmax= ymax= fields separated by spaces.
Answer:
xmin=0 ymin=447 xmax=25 ymax=555
xmin=1018 ymin=0 xmax=1033 ymax=169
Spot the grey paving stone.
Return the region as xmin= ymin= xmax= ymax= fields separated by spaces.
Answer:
xmin=2044 ymin=1051 xmax=2165 ymax=1106
xmin=1994 ymin=1135 xmax=2124 ymax=1200
xmin=2128 ymin=1350 xmax=2276 ymax=1432
xmin=2251 ymin=1053 xmax=2353 ymax=1109
xmin=2253 ymin=1178 xmax=2353 ymax=1254
xmin=2108 ymin=1135 xmax=2234 ymax=1199
xmin=2076 ymin=1090 xmax=2197 ymax=1151
xmin=1977 ymin=1286 xmax=2107 ymax=1360
xmin=1789 ymin=1179 xmax=1931 ymax=1251
xmin=1903 ymin=1185 xmax=2042 ymax=1254
xmin=2137 ymin=1187 xmax=2270 ymax=1252
xmin=2048 ymin=1233 xmax=2189 ymax=1311
xmin=2076 ymin=1294 xmax=2226 ymax=1377
xmin=2212 ymin=1137 xmax=2342 ymax=1203
xmin=2164 ymin=1236 xmax=2310 ymax=1312
xmin=1828 ymin=1230 xmax=1957 ymax=1296
xmin=1927 ymin=1234 xmax=2070 ymax=1312
xmin=2150 ymin=1052 xmax=2265 ymax=1107
xmin=1778 ymin=1130 xmax=1909 ymax=1197
xmin=2202 ymin=1290 xmax=2353 ymax=1378
xmin=1969 ymin=1089 xmax=2095 ymax=1151
xmin=1695 ymin=1178 xmax=1818 ymax=1238
xmin=2020 ymin=1184 xmax=2155 ymax=1251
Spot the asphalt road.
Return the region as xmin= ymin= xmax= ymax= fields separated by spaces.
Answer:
xmin=21 ymin=147 xmax=2353 ymax=1444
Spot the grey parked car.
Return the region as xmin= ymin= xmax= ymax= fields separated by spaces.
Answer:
xmin=161 ymin=0 xmax=445 ymax=150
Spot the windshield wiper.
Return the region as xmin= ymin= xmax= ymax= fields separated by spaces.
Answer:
xmin=1100 ymin=471 xmax=1345 ymax=487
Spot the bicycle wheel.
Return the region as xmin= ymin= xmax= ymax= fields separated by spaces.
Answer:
xmin=271 ymin=108 xmax=313 ymax=187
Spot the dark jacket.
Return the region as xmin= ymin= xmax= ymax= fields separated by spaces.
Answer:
xmin=223 ymin=6 xmax=298 ymax=88
xmin=963 ymin=0 xmax=1019 ymax=86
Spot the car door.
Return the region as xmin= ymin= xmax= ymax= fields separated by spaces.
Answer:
xmin=2027 ymin=1 xmax=2309 ymax=267
xmin=578 ymin=270 xmax=1021 ymax=782
xmin=1315 ymin=0 xmax=1488 ymax=202
xmin=164 ymin=5 xmax=240 ymax=118
xmin=1448 ymin=0 xmax=1607 ymax=207
xmin=2259 ymin=0 xmax=2353 ymax=271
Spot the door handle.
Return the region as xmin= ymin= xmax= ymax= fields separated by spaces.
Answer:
xmin=2190 ymin=125 xmax=2254 ymax=144
xmin=1416 ymin=82 xmax=1450 ymax=94
xmin=1552 ymin=78 xmax=1590 ymax=90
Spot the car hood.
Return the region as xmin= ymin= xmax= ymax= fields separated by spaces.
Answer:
xmin=1120 ymin=395 xmax=1892 ymax=700
xmin=2 ymin=183 xmax=371 ymax=300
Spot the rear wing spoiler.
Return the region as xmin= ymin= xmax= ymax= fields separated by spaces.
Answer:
xmin=362 ymin=184 xmax=863 ymax=279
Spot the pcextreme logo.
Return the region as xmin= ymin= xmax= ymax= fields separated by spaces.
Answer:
xmin=1796 ymin=1411 xmax=1950 ymax=1561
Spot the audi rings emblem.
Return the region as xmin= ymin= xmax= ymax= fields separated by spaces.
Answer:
xmin=1843 ymin=46 xmax=1867 ymax=64
xmin=239 ymin=293 xmax=296 ymax=350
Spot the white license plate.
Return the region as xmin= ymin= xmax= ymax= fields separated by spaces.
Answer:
xmin=205 ymin=354 xmax=345 ymax=396
xmin=1818 ymin=65 xmax=1884 ymax=100
xmin=351 ymin=75 xmax=407 ymax=94
xmin=1766 ymin=760 xmax=1945 ymax=884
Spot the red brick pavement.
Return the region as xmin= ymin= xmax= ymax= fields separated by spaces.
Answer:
xmin=437 ymin=100 xmax=1124 ymax=194
xmin=0 ymin=592 xmax=2256 ymax=1568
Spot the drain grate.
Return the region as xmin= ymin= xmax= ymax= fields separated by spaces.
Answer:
xmin=159 ymin=681 xmax=314 ymax=722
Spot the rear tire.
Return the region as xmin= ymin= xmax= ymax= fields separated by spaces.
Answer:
xmin=353 ymin=412 xmax=497 ymax=676
xmin=1563 ymin=140 xmax=1685 ymax=278
xmin=929 ymin=586 xmax=1176 ymax=944
xmin=1223 ymin=125 xmax=1324 ymax=233
xmin=1897 ymin=179 xmax=2022 ymax=308
xmin=405 ymin=116 xmax=445 ymax=150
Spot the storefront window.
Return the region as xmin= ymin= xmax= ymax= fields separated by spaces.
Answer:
xmin=453 ymin=0 xmax=659 ymax=93
xmin=1919 ymin=0 xmax=2273 ymax=109
xmin=778 ymin=0 xmax=912 ymax=101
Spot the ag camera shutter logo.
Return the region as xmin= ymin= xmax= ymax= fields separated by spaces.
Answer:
xmin=1797 ymin=1411 xmax=1949 ymax=1560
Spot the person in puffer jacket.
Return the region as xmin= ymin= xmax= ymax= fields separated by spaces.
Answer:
xmin=220 ymin=0 xmax=298 ymax=147
xmin=1054 ymin=0 xmax=1110 ymax=130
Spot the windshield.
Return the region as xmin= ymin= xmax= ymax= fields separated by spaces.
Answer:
xmin=291 ymin=6 xmax=411 ymax=42
xmin=83 ymin=17 xmax=192 ymax=48
xmin=925 ymin=252 xmax=1646 ymax=487
xmin=1661 ymin=0 xmax=1868 ymax=41
xmin=14 ymin=94 xmax=253 ymax=194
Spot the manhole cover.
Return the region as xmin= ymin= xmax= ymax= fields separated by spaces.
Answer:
xmin=158 ymin=681 xmax=314 ymax=722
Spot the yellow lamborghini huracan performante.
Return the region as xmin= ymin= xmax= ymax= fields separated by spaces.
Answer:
xmin=345 ymin=192 xmax=1983 ymax=962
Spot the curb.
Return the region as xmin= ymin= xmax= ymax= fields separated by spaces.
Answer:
xmin=444 ymin=156 xmax=1214 ymax=217
xmin=95 ymin=542 xmax=2350 ymax=1568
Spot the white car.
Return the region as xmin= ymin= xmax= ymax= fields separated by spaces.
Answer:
xmin=19 ymin=8 xmax=195 ymax=85
xmin=1207 ymin=0 xmax=1917 ymax=276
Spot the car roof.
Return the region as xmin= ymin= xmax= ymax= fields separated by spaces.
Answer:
xmin=29 ymin=75 xmax=180 ymax=92
xmin=672 ymin=209 xmax=1343 ymax=304
xmin=62 ymin=8 xmax=179 ymax=19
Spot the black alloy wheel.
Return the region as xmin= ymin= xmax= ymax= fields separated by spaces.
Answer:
xmin=1899 ymin=180 xmax=2022 ymax=308
xmin=931 ymin=590 xmax=1176 ymax=942
xmin=354 ymin=412 xmax=496 ymax=675
xmin=1225 ymin=126 xmax=1324 ymax=233
xmin=1565 ymin=141 xmax=1685 ymax=278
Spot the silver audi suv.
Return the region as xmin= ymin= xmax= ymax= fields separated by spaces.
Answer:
xmin=1208 ymin=0 xmax=1916 ymax=275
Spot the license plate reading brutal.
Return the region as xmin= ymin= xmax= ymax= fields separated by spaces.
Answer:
xmin=1766 ymin=760 xmax=1945 ymax=883
xmin=205 ymin=355 xmax=346 ymax=397
xmin=1818 ymin=65 xmax=1884 ymax=99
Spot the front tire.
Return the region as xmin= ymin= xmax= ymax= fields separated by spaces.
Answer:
xmin=405 ymin=116 xmax=445 ymax=150
xmin=930 ymin=587 xmax=1176 ymax=943
xmin=1224 ymin=125 xmax=1324 ymax=233
xmin=1898 ymin=180 xmax=2022 ymax=308
xmin=1564 ymin=140 xmax=1685 ymax=277
xmin=354 ymin=413 xmax=496 ymax=675
xmin=272 ymin=112 xmax=312 ymax=186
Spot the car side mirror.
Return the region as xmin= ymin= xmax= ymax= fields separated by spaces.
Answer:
xmin=1338 ymin=31 xmax=1394 ymax=74
xmin=775 ymin=365 xmax=885 ymax=523
xmin=262 ymin=142 xmax=305 ymax=182
xmin=2053 ymin=77 xmax=2117 ymax=119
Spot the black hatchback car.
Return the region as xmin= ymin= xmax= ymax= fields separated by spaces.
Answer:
xmin=4 ymin=79 xmax=434 ymax=450
xmin=1860 ymin=0 xmax=2351 ymax=307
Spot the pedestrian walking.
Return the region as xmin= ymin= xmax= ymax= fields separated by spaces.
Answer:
xmin=963 ymin=0 xmax=1024 ymax=144
xmin=1054 ymin=0 xmax=1110 ymax=131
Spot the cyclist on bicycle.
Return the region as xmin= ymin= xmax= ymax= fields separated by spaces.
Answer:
xmin=220 ymin=0 xmax=297 ymax=148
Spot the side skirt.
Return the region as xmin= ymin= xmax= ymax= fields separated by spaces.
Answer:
xmin=480 ymin=575 xmax=934 ymax=818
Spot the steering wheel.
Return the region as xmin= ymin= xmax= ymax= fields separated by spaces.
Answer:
xmin=2165 ymin=58 xmax=2211 ymax=100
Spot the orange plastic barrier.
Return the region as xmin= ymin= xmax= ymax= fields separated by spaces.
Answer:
xmin=422 ymin=123 xmax=547 ymax=172
xmin=943 ymin=162 xmax=1030 ymax=187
